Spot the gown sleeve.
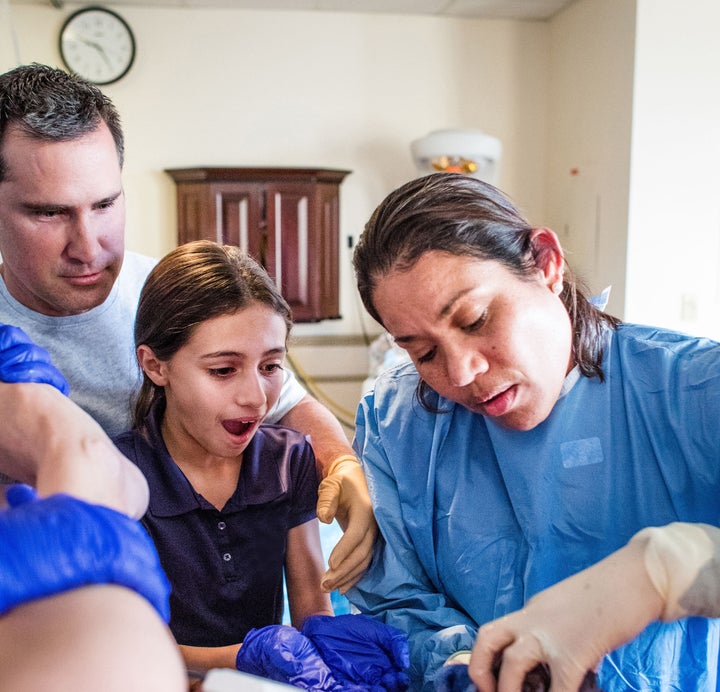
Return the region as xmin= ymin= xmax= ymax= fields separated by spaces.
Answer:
xmin=347 ymin=383 xmax=479 ymax=692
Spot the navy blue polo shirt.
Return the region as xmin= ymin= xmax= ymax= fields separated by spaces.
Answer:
xmin=113 ymin=401 xmax=319 ymax=647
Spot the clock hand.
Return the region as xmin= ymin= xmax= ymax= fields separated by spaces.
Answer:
xmin=78 ymin=38 xmax=113 ymax=69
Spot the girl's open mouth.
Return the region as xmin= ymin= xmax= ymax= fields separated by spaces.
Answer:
xmin=222 ymin=419 xmax=256 ymax=436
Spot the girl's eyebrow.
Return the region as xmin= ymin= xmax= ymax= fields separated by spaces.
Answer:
xmin=200 ymin=347 xmax=286 ymax=359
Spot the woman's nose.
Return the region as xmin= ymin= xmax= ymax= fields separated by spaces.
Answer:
xmin=445 ymin=344 xmax=488 ymax=388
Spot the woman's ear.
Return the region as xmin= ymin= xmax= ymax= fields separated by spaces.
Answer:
xmin=136 ymin=345 xmax=168 ymax=386
xmin=529 ymin=227 xmax=565 ymax=292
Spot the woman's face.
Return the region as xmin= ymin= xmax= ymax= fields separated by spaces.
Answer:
xmin=141 ymin=303 xmax=287 ymax=460
xmin=371 ymin=247 xmax=574 ymax=431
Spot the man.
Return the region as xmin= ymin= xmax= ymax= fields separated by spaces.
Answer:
xmin=0 ymin=63 xmax=374 ymax=591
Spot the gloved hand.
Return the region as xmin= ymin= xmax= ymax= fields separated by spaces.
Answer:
xmin=0 ymin=323 xmax=69 ymax=395
xmin=0 ymin=484 xmax=170 ymax=621
xmin=317 ymin=455 xmax=378 ymax=594
xmin=434 ymin=662 xmax=603 ymax=692
xmin=236 ymin=625 xmax=347 ymax=690
xmin=638 ymin=522 xmax=720 ymax=621
xmin=468 ymin=536 xmax=662 ymax=692
xmin=302 ymin=614 xmax=410 ymax=692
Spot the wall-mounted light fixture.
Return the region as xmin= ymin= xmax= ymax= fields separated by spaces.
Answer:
xmin=411 ymin=128 xmax=502 ymax=185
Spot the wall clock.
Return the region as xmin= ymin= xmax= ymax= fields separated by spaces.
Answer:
xmin=59 ymin=6 xmax=136 ymax=85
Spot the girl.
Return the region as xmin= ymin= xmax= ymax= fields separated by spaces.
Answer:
xmin=114 ymin=240 xmax=333 ymax=674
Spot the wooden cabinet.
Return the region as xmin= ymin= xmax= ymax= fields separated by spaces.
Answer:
xmin=164 ymin=167 xmax=351 ymax=323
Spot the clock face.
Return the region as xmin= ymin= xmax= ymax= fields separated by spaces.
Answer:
xmin=59 ymin=6 xmax=136 ymax=85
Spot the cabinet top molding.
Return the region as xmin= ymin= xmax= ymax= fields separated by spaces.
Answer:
xmin=164 ymin=167 xmax=351 ymax=184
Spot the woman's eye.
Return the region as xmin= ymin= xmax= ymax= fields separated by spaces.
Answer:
xmin=463 ymin=311 xmax=487 ymax=333
xmin=417 ymin=347 xmax=437 ymax=364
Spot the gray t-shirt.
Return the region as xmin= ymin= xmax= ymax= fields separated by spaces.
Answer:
xmin=0 ymin=251 xmax=305 ymax=439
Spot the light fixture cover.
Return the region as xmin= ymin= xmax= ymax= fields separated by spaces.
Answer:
xmin=411 ymin=128 xmax=502 ymax=184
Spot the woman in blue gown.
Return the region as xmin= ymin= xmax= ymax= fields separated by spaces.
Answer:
xmin=348 ymin=172 xmax=720 ymax=691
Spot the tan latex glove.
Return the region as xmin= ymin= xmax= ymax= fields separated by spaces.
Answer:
xmin=468 ymin=537 xmax=664 ymax=692
xmin=316 ymin=455 xmax=378 ymax=594
xmin=638 ymin=522 xmax=720 ymax=621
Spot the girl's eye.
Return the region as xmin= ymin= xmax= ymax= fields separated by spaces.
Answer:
xmin=209 ymin=367 xmax=235 ymax=377
xmin=417 ymin=347 xmax=437 ymax=364
xmin=262 ymin=363 xmax=284 ymax=375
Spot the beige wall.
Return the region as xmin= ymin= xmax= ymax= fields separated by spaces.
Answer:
xmin=1 ymin=3 xmax=553 ymax=421
xmin=6 ymin=0 xmax=720 ymax=420
xmin=544 ymin=0 xmax=636 ymax=318
xmin=1 ymin=3 xmax=549 ymax=341
xmin=627 ymin=0 xmax=720 ymax=339
xmin=544 ymin=0 xmax=720 ymax=339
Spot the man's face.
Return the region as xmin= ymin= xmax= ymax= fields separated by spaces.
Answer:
xmin=0 ymin=121 xmax=125 ymax=316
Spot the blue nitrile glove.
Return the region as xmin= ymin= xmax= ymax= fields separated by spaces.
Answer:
xmin=236 ymin=624 xmax=349 ymax=690
xmin=302 ymin=614 xmax=411 ymax=692
xmin=0 ymin=484 xmax=170 ymax=621
xmin=434 ymin=664 xmax=476 ymax=692
xmin=0 ymin=323 xmax=70 ymax=395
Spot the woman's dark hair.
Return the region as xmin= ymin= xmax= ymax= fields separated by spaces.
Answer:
xmin=132 ymin=240 xmax=292 ymax=430
xmin=353 ymin=173 xmax=620 ymax=407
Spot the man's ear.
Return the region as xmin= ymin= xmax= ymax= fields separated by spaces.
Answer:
xmin=136 ymin=345 xmax=168 ymax=386
xmin=529 ymin=227 xmax=565 ymax=290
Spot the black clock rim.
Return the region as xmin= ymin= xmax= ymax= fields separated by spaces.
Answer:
xmin=58 ymin=5 xmax=136 ymax=86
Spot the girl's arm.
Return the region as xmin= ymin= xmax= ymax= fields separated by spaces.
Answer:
xmin=285 ymin=518 xmax=334 ymax=628
xmin=179 ymin=519 xmax=332 ymax=675
xmin=178 ymin=643 xmax=240 ymax=675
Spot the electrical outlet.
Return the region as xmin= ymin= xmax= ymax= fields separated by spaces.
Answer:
xmin=681 ymin=294 xmax=698 ymax=321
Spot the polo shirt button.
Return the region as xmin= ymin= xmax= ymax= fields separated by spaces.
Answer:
xmin=223 ymin=553 xmax=232 ymax=562
xmin=218 ymin=521 xmax=226 ymax=530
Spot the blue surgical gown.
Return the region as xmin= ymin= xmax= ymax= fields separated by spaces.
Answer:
xmin=348 ymin=323 xmax=720 ymax=691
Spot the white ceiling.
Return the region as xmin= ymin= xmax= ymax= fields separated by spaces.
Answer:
xmin=16 ymin=0 xmax=578 ymax=21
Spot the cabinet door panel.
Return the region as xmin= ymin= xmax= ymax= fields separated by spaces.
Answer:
xmin=316 ymin=183 xmax=341 ymax=319
xmin=266 ymin=184 xmax=316 ymax=321
xmin=176 ymin=185 xmax=215 ymax=245
xmin=167 ymin=168 xmax=349 ymax=322
xmin=216 ymin=184 xmax=264 ymax=261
